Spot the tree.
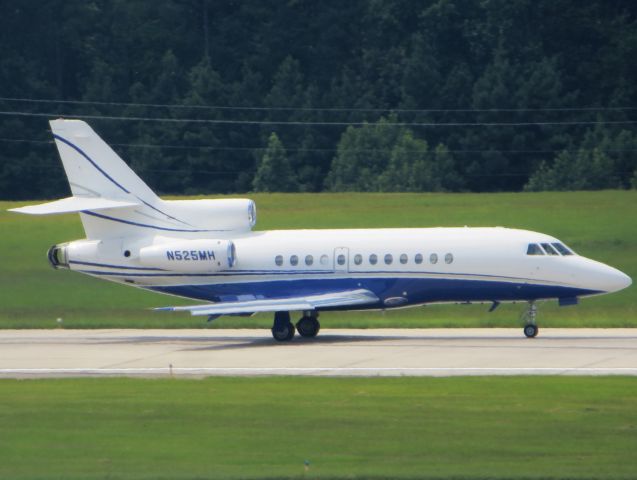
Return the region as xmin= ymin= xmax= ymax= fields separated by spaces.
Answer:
xmin=1 ymin=0 xmax=636 ymax=199
xmin=327 ymin=117 xmax=459 ymax=192
xmin=380 ymin=136 xmax=460 ymax=192
xmin=525 ymin=125 xmax=637 ymax=191
xmin=325 ymin=117 xmax=400 ymax=191
xmin=432 ymin=144 xmax=462 ymax=191
xmin=525 ymin=148 xmax=619 ymax=191
xmin=379 ymin=131 xmax=437 ymax=192
xmin=180 ymin=57 xmax=227 ymax=193
xmin=252 ymin=133 xmax=297 ymax=192
xmin=465 ymin=38 xmax=573 ymax=191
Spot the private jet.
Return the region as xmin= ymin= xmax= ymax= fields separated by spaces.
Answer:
xmin=10 ymin=119 xmax=632 ymax=340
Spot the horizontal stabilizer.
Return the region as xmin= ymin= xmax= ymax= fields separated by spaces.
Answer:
xmin=156 ymin=289 xmax=379 ymax=316
xmin=9 ymin=196 xmax=141 ymax=215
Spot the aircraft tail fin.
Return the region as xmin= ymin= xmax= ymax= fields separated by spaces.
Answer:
xmin=49 ymin=119 xmax=158 ymax=202
xmin=11 ymin=119 xmax=249 ymax=239
xmin=9 ymin=119 xmax=195 ymax=239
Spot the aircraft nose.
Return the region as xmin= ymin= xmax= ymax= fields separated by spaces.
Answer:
xmin=573 ymin=258 xmax=632 ymax=294
xmin=599 ymin=265 xmax=632 ymax=293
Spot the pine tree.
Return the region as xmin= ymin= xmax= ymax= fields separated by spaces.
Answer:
xmin=252 ymin=133 xmax=297 ymax=192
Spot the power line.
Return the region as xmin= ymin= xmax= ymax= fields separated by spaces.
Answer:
xmin=1 ymin=96 xmax=636 ymax=113
xmin=9 ymin=159 xmax=636 ymax=179
xmin=1 ymin=137 xmax=635 ymax=155
xmin=0 ymin=110 xmax=635 ymax=127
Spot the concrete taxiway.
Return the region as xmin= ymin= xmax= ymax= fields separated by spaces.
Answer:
xmin=0 ymin=328 xmax=636 ymax=378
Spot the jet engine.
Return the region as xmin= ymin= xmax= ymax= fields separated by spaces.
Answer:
xmin=139 ymin=239 xmax=236 ymax=272
xmin=163 ymin=199 xmax=256 ymax=231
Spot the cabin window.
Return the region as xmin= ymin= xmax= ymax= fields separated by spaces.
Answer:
xmin=414 ymin=253 xmax=423 ymax=264
xmin=541 ymin=243 xmax=559 ymax=256
xmin=275 ymin=255 xmax=283 ymax=266
xmin=337 ymin=254 xmax=346 ymax=266
xmin=320 ymin=254 xmax=329 ymax=265
xmin=445 ymin=253 xmax=454 ymax=264
xmin=552 ymin=243 xmax=574 ymax=256
xmin=354 ymin=254 xmax=363 ymax=265
xmin=526 ymin=244 xmax=544 ymax=255
xmin=290 ymin=255 xmax=299 ymax=266
xmin=430 ymin=253 xmax=438 ymax=264
xmin=305 ymin=255 xmax=314 ymax=266
xmin=369 ymin=254 xmax=378 ymax=265
xmin=384 ymin=254 xmax=393 ymax=265
xmin=400 ymin=254 xmax=408 ymax=264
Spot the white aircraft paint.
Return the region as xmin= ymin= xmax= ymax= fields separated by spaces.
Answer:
xmin=10 ymin=119 xmax=632 ymax=340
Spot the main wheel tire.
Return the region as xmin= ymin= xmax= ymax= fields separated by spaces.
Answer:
xmin=272 ymin=322 xmax=295 ymax=341
xmin=296 ymin=316 xmax=320 ymax=338
xmin=523 ymin=324 xmax=538 ymax=338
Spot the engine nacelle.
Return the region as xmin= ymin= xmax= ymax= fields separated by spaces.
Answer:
xmin=139 ymin=239 xmax=236 ymax=272
xmin=163 ymin=198 xmax=256 ymax=231
xmin=48 ymin=239 xmax=121 ymax=270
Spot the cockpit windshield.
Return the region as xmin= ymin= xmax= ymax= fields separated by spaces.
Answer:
xmin=551 ymin=242 xmax=574 ymax=255
xmin=526 ymin=242 xmax=575 ymax=256
xmin=541 ymin=243 xmax=559 ymax=255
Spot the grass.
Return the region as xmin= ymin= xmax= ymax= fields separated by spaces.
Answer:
xmin=0 ymin=190 xmax=635 ymax=328
xmin=0 ymin=376 xmax=635 ymax=479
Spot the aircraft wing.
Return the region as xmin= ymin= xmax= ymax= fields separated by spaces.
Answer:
xmin=156 ymin=289 xmax=379 ymax=316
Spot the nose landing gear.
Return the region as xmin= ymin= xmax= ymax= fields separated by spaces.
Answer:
xmin=523 ymin=323 xmax=538 ymax=338
xmin=521 ymin=302 xmax=539 ymax=338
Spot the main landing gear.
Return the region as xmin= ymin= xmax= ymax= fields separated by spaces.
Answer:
xmin=296 ymin=313 xmax=320 ymax=338
xmin=271 ymin=311 xmax=321 ymax=341
xmin=521 ymin=302 xmax=539 ymax=338
xmin=271 ymin=311 xmax=295 ymax=341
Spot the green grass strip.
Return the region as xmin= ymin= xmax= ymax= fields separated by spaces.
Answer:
xmin=0 ymin=376 xmax=635 ymax=479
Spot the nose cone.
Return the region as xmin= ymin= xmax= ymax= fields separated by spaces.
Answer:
xmin=604 ymin=267 xmax=632 ymax=293
xmin=592 ymin=263 xmax=632 ymax=293
xmin=573 ymin=258 xmax=632 ymax=294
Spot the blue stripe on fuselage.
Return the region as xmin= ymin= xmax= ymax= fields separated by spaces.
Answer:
xmin=73 ymin=267 xmax=545 ymax=283
xmin=69 ymin=260 xmax=166 ymax=271
xmin=146 ymin=277 xmax=601 ymax=307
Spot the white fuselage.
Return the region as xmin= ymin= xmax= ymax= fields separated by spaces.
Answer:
xmin=58 ymin=226 xmax=631 ymax=309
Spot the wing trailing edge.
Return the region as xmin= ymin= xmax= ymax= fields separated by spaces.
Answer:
xmin=156 ymin=289 xmax=380 ymax=316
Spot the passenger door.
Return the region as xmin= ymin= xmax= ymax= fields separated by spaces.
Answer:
xmin=333 ymin=247 xmax=349 ymax=273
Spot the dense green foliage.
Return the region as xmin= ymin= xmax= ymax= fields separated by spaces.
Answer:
xmin=1 ymin=191 xmax=634 ymax=329
xmin=526 ymin=125 xmax=637 ymax=191
xmin=325 ymin=116 xmax=460 ymax=192
xmin=252 ymin=132 xmax=296 ymax=192
xmin=0 ymin=1 xmax=636 ymax=198
xmin=0 ymin=377 xmax=636 ymax=479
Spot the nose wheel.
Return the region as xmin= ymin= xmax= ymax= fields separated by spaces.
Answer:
xmin=523 ymin=323 xmax=538 ymax=338
xmin=521 ymin=302 xmax=539 ymax=338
